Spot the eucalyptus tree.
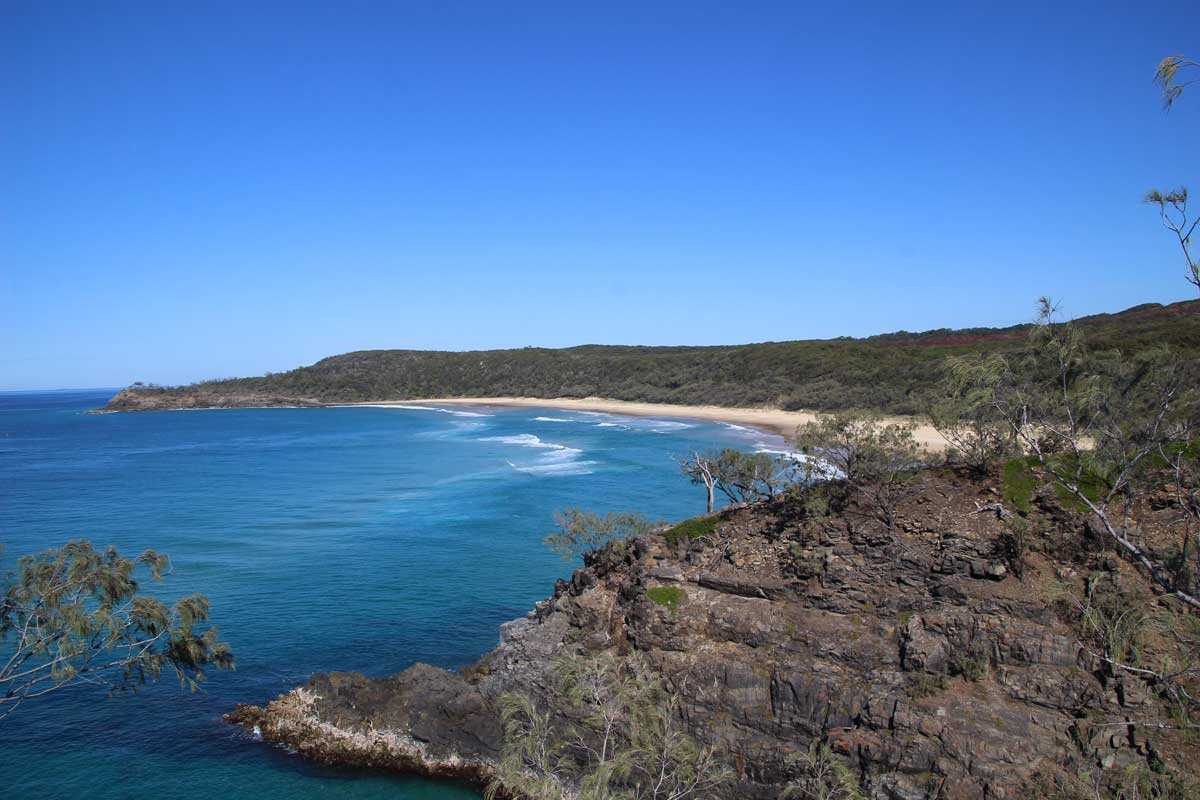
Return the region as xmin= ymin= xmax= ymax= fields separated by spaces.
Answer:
xmin=676 ymin=448 xmax=788 ymax=513
xmin=713 ymin=449 xmax=788 ymax=505
xmin=675 ymin=450 xmax=720 ymax=513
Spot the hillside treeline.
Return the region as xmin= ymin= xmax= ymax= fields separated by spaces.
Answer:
xmin=120 ymin=300 xmax=1200 ymax=415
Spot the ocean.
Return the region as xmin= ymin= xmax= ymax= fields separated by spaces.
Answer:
xmin=0 ymin=389 xmax=772 ymax=799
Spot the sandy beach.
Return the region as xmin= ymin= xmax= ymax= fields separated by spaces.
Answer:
xmin=355 ymin=397 xmax=950 ymax=451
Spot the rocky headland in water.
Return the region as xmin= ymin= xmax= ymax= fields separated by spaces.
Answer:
xmin=228 ymin=466 xmax=1199 ymax=798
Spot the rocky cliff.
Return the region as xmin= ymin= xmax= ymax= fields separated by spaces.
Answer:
xmin=228 ymin=467 xmax=1199 ymax=798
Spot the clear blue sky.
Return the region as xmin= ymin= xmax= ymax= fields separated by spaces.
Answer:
xmin=2 ymin=2 xmax=1196 ymax=390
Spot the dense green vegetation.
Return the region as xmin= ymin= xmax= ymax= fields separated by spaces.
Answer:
xmin=661 ymin=517 xmax=719 ymax=546
xmin=119 ymin=300 xmax=1200 ymax=415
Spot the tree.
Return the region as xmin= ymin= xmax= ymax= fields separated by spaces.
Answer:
xmin=1 ymin=541 xmax=234 ymax=721
xmin=1145 ymin=189 xmax=1199 ymax=295
xmin=676 ymin=449 xmax=788 ymax=513
xmin=955 ymin=300 xmax=1200 ymax=610
xmin=1149 ymin=54 xmax=1199 ymax=295
xmin=485 ymin=650 xmax=730 ymax=800
xmin=928 ymin=360 xmax=1016 ymax=476
xmin=544 ymin=510 xmax=658 ymax=562
xmin=675 ymin=450 xmax=719 ymax=513
xmin=792 ymin=413 xmax=926 ymax=531
xmin=713 ymin=449 xmax=787 ymax=505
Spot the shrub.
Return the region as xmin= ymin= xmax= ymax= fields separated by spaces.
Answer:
xmin=950 ymin=653 xmax=988 ymax=682
xmin=929 ymin=355 xmax=1017 ymax=475
xmin=793 ymin=412 xmax=927 ymax=531
xmin=486 ymin=652 xmax=729 ymax=800
xmin=909 ymin=672 xmax=948 ymax=698
xmin=543 ymin=509 xmax=658 ymax=561
xmin=1078 ymin=574 xmax=1147 ymax=677
xmin=997 ymin=516 xmax=1034 ymax=579
xmin=662 ymin=516 xmax=719 ymax=547
xmin=783 ymin=740 xmax=865 ymax=800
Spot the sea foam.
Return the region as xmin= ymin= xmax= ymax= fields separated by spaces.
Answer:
xmin=356 ymin=404 xmax=494 ymax=418
xmin=754 ymin=443 xmax=843 ymax=480
xmin=479 ymin=433 xmax=594 ymax=476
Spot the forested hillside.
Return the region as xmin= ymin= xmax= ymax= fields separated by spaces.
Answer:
xmin=104 ymin=300 xmax=1200 ymax=414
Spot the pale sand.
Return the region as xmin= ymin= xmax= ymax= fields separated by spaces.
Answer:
xmin=351 ymin=397 xmax=949 ymax=451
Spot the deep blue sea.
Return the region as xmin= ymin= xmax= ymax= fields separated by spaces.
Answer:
xmin=0 ymin=389 xmax=772 ymax=799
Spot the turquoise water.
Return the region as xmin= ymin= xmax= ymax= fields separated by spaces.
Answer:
xmin=0 ymin=390 xmax=767 ymax=799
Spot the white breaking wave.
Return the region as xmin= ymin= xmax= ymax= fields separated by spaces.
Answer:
xmin=479 ymin=433 xmax=564 ymax=449
xmin=637 ymin=419 xmax=696 ymax=433
xmin=479 ymin=433 xmax=594 ymax=476
xmin=532 ymin=416 xmax=575 ymax=423
xmin=354 ymin=404 xmax=494 ymax=418
xmin=753 ymin=443 xmax=806 ymax=460
xmin=510 ymin=458 xmax=598 ymax=476
xmin=754 ymin=443 xmax=843 ymax=480
xmin=642 ymin=419 xmax=693 ymax=429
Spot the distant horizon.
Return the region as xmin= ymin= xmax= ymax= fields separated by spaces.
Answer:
xmin=4 ymin=293 xmax=1192 ymax=393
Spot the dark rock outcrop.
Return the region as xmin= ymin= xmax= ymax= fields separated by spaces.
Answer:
xmin=228 ymin=468 xmax=1198 ymax=798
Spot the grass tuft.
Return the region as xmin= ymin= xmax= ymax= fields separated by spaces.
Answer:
xmin=1001 ymin=457 xmax=1038 ymax=513
xmin=662 ymin=517 xmax=718 ymax=546
xmin=646 ymin=586 xmax=685 ymax=610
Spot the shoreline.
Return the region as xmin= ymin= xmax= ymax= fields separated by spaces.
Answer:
xmin=345 ymin=396 xmax=950 ymax=451
xmin=94 ymin=392 xmax=949 ymax=451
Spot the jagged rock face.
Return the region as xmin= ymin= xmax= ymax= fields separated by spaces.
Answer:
xmin=228 ymin=469 xmax=1195 ymax=798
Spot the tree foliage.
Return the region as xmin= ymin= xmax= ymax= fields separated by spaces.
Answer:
xmin=783 ymin=741 xmax=865 ymax=800
xmin=676 ymin=449 xmax=788 ymax=513
xmin=1155 ymin=54 xmax=1199 ymax=111
xmin=0 ymin=541 xmax=234 ymax=721
xmin=485 ymin=651 xmax=730 ymax=800
xmin=543 ymin=510 xmax=659 ymax=562
xmin=928 ymin=356 xmax=1016 ymax=475
xmin=1145 ymin=189 xmax=1199 ymax=295
xmin=712 ymin=449 xmax=788 ymax=505
xmin=1149 ymin=53 xmax=1199 ymax=295
xmin=793 ymin=413 xmax=926 ymax=531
